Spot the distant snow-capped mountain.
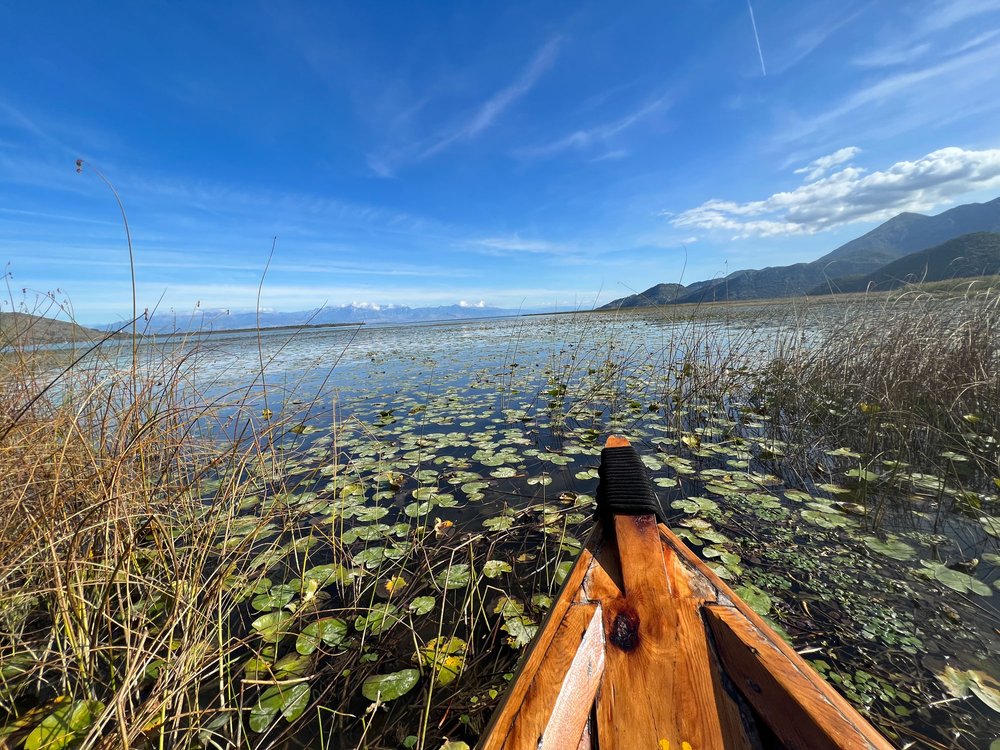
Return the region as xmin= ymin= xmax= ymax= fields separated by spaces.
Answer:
xmin=118 ymin=303 xmax=537 ymax=333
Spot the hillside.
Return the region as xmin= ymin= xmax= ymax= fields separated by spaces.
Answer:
xmin=0 ymin=312 xmax=111 ymax=347
xmin=811 ymin=232 xmax=1000 ymax=294
xmin=600 ymin=283 xmax=686 ymax=308
xmin=602 ymin=196 xmax=1000 ymax=308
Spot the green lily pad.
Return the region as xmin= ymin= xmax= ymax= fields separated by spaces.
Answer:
xmin=355 ymin=604 xmax=400 ymax=636
xmin=296 ymin=618 xmax=348 ymax=655
xmin=734 ymin=585 xmax=772 ymax=616
xmin=25 ymin=699 xmax=104 ymax=750
xmin=864 ymin=536 xmax=916 ymax=561
xmin=409 ymin=596 xmax=436 ymax=615
xmin=937 ymin=666 xmax=1000 ymax=712
xmin=436 ymin=564 xmax=472 ymax=590
xmin=251 ymin=611 xmax=294 ymax=642
xmin=361 ymin=669 xmax=420 ymax=702
xmin=252 ymin=584 xmax=297 ymax=611
xmin=249 ymin=683 xmax=311 ymax=732
xmin=483 ymin=515 xmax=514 ymax=531
xmin=918 ymin=561 xmax=992 ymax=595
xmin=845 ymin=468 xmax=879 ymax=482
xmin=416 ymin=637 xmax=467 ymax=686
xmin=483 ymin=560 xmax=513 ymax=578
xmin=302 ymin=563 xmax=353 ymax=587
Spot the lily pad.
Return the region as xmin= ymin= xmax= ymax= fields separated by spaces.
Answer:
xmin=251 ymin=611 xmax=294 ymax=642
xmin=252 ymin=584 xmax=297 ymax=611
xmin=25 ymin=700 xmax=104 ymax=750
xmin=436 ymin=564 xmax=472 ymax=590
xmin=409 ymin=596 xmax=436 ymax=615
xmin=734 ymin=585 xmax=772 ymax=616
xmin=918 ymin=561 xmax=992 ymax=595
xmin=864 ymin=536 xmax=916 ymax=561
xmin=416 ymin=637 xmax=467 ymax=686
xmin=937 ymin=666 xmax=1000 ymax=712
xmin=296 ymin=618 xmax=348 ymax=655
xmin=249 ymin=683 xmax=311 ymax=732
xmin=483 ymin=560 xmax=512 ymax=578
xmin=361 ymin=669 xmax=420 ymax=702
xmin=483 ymin=515 xmax=514 ymax=531
xmin=355 ymin=604 xmax=400 ymax=636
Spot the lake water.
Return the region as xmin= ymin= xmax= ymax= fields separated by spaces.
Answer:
xmin=63 ymin=308 xmax=1000 ymax=748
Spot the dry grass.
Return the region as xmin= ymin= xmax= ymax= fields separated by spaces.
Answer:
xmin=753 ymin=289 xmax=1000 ymax=495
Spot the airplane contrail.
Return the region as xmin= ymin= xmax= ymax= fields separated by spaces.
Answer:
xmin=747 ymin=0 xmax=767 ymax=76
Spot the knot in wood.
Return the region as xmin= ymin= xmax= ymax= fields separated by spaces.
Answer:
xmin=609 ymin=606 xmax=640 ymax=652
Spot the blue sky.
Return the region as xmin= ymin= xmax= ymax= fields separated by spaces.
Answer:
xmin=2 ymin=0 xmax=1000 ymax=324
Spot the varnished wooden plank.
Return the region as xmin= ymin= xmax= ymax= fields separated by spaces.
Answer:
xmin=498 ymin=603 xmax=604 ymax=750
xmin=478 ymin=543 xmax=597 ymax=750
xmin=663 ymin=541 xmax=755 ymax=750
xmin=575 ymin=713 xmax=593 ymax=750
xmin=596 ymin=514 xmax=731 ymax=750
xmin=580 ymin=519 xmax=623 ymax=602
xmin=659 ymin=524 xmax=893 ymax=750
xmin=536 ymin=604 xmax=605 ymax=750
xmin=705 ymin=605 xmax=891 ymax=750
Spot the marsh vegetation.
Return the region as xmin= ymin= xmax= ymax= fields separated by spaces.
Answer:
xmin=1 ymin=291 xmax=998 ymax=750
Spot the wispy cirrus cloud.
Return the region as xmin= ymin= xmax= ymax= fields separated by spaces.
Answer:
xmin=852 ymin=0 xmax=1000 ymax=68
xmin=793 ymin=146 xmax=861 ymax=181
xmin=670 ymin=146 xmax=1000 ymax=238
xmin=516 ymin=95 xmax=669 ymax=161
xmin=780 ymin=36 xmax=1000 ymax=146
xmin=368 ymin=37 xmax=562 ymax=177
xmin=470 ymin=235 xmax=567 ymax=254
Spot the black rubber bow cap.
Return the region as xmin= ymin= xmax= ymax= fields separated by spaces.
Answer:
xmin=595 ymin=444 xmax=664 ymax=522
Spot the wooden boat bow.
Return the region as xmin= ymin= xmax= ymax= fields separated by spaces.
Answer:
xmin=478 ymin=436 xmax=893 ymax=750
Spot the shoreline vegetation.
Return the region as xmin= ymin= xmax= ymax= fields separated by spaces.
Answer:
xmin=1 ymin=287 xmax=999 ymax=750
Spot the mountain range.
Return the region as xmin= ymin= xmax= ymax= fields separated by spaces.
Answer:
xmin=128 ymin=303 xmax=539 ymax=333
xmin=602 ymin=196 xmax=1000 ymax=308
xmin=811 ymin=232 xmax=1000 ymax=295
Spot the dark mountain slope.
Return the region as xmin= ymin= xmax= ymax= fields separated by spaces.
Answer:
xmin=811 ymin=232 xmax=1000 ymax=294
xmin=600 ymin=283 xmax=686 ymax=309
xmin=0 ymin=312 xmax=111 ymax=346
xmin=673 ymin=197 xmax=1000 ymax=304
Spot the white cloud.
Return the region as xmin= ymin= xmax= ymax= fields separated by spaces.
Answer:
xmin=471 ymin=235 xmax=566 ymax=254
xmin=420 ymin=38 xmax=562 ymax=160
xmin=852 ymin=0 xmax=1000 ymax=69
xmin=793 ymin=146 xmax=861 ymax=181
xmin=458 ymin=299 xmax=486 ymax=308
xmin=670 ymin=146 xmax=1000 ymax=238
xmin=516 ymin=95 xmax=668 ymax=161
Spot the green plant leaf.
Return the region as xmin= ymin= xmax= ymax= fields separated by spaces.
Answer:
xmin=249 ymin=683 xmax=311 ymax=732
xmin=415 ymin=637 xmax=467 ymax=686
xmin=251 ymin=611 xmax=294 ymax=642
xmin=252 ymin=584 xmax=297 ymax=611
xmin=302 ymin=563 xmax=352 ymax=586
xmin=296 ymin=618 xmax=348 ymax=655
xmin=918 ymin=561 xmax=992 ymax=595
xmin=938 ymin=666 xmax=1000 ymax=712
xmin=354 ymin=604 xmax=399 ymax=636
xmin=483 ymin=515 xmax=514 ymax=531
xmin=483 ymin=560 xmax=512 ymax=579
xmin=435 ymin=563 xmax=471 ymax=590
xmin=25 ymin=699 xmax=104 ymax=750
xmin=734 ymin=585 xmax=772 ymax=616
xmin=863 ymin=536 xmax=916 ymax=561
xmin=361 ymin=669 xmax=420 ymax=701
xmin=409 ymin=596 xmax=436 ymax=615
